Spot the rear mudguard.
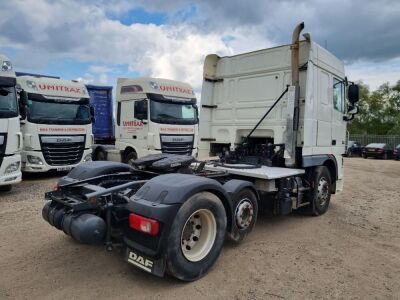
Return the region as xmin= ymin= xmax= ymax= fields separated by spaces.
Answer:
xmin=128 ymin=174 xmax=256 ymax=255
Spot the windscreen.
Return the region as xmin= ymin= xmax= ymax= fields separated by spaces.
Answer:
xmin=27 ymin=98 xmax=91 ymax=125
xmin=150 ymin=100 xmax=198 ymax=125
xmin=0 ymin=86 xmax=18 ymax=118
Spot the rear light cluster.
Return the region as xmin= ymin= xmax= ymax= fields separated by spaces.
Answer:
xmin=129 ymin=213 xmax=160 ymax=236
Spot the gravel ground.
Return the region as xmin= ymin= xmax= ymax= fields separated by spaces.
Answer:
xmin=0 ymin=158 xmax=399 ymax=299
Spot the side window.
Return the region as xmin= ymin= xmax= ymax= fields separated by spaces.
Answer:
xmin=333 ymin=78 xmax=344 ymax=112
xmin=134 ymin=99 xmax=148 ymax=120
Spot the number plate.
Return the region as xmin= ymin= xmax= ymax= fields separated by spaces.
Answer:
xmin=57 ymin=166 xmax=72 ymax=172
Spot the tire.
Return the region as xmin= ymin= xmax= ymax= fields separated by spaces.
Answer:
xmin=229 ymin=188 xmax=258 ymax=242
xmin=347 ymin=151 xmax=352 ymax=157
xmin=94 ymin=149 xmax=107 ymax=161
xmin=166 ymin=192 xmax=227 ymax=281
xmin=124 ymin=151 xmax=137 ymax=166
xmin=0 ymin=185 xmax=12 ymax=192
xmin=306 ymin=166 xmax=332 ymax=216
xmin=383 ymin=153 xmax=388 ymax=160
xmin=362 ymin=153 xmax=367 ymax=159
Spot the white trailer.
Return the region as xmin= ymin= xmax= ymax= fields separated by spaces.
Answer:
xmin=0 ymin=54 xmax=22 ymax=191
xmin=93 ymin=77 xmax=199 ymax=164
xmin=17 ymin=76 xmax=93 ymax=172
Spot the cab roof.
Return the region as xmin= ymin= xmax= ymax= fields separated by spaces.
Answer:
xmin=17 ymin=75 xmax=88 ymax=99
xmin=117 ymin=77 xmax=195 ymax=99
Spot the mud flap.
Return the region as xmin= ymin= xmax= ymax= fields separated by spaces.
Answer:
xmin=125 ymin=248 xmax=166 ymax=277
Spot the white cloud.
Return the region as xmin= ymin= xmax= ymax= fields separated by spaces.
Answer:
xmin=0 ymin=0 xmax=398 ymax=92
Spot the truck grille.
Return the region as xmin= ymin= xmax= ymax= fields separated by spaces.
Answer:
xmin=160 ymin=135 xmax=194 ymax=155
xmin=40 ymin=135 xmax=85 ymax=166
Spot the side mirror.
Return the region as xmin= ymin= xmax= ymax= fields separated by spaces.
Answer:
xmin=90 ymin=105 xmax=95 ymax=123
xmin=348 ymin=84 xmax=359 ymax=104
xmin=348 ymin=105 xmax=358 ymax=115
xmin=19 ymin=91 xmax=28 ymax=119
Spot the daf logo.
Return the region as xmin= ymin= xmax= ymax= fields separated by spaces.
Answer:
xmin=172 ymin=138 xmax=184 ymax=142
xmin=149 ymin=81 xmax=159 ymax=90
xmin=56 ymin=138 xmax=72 ymax=143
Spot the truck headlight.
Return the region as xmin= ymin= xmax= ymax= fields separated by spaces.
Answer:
xmin=27 ymin=155 xmax=44 ymax=165
xmin=1 ymin=60 xmax=12 ymax=71
xmin=5 ymin=161 xmax=20 ymax=174
xmin=83 ymin=154 xmax=92 ymax=162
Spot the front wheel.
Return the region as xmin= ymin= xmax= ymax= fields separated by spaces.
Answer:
xmin=306 ymin=166 xmax=332 ymax=216
xmin=124 ymin=151 xmax=137 ymax=166
xmin=166 ymin=192 xmax=227 ymax=281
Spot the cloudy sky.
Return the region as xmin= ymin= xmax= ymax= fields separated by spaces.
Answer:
xmin=1 ymin=0 xmax=399 ymax=94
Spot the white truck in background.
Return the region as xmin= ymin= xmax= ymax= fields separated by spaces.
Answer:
xmin=199 ymin=23 xmax=359 ymax=194
xmin=0 ymin=54 xmax=22 ymax=191
xmin=93 ymin=77 xmax=199 ymax=165
xmin=17 ymin=76 xmax=93 ymax=172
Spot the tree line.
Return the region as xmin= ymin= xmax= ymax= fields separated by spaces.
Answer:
xmin=348 ymin=81 xmax=400 ymax=135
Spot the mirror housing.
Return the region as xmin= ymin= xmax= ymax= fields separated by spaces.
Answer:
xmin=90 ymin=105 xmax=95 ymax=123
xmin=19 ymin=91 xmax=28 ymax=119
xmin=348 ymin=84 xmax=359 ymax=104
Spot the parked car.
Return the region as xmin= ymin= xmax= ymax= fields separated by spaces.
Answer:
xmin=394 ymin=144 xmax=400 ymax=160
xmin=362 ymin=143 xmax=393 ymax=159
xmin=345 ymin=140 xmax=363 ymax=157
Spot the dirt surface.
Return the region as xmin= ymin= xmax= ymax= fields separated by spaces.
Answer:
xmin=0 ymin=158 xmax=399 ymax=299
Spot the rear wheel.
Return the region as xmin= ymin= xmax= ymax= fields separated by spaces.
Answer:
xmin=383 ymin=153 xmax=388 ymax=160
xmin=166 ymin=192 xmax=226 ymax=281
xmin=0 ymin=185 xmax=12 ymax=192
xmin=229 ymin=188 xmax=258 ymax=242
xmin=362 ymin=153 xmax=367 ymax=159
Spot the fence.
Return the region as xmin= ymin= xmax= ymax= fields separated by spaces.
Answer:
xmin=349 ymin=134 xmax=400 ymax=147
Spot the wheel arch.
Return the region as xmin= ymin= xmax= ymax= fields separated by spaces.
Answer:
xmin=134 ymin=173 xmax=234 ymax=231
xmin=303 ymin=154 xmax=338 ymax=193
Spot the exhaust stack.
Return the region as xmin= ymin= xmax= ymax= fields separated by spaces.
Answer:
xmin=285 ymin=22 xmax=304 ymax=167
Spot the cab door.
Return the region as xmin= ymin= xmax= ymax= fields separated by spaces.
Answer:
xmin=331 ymin=78 xmax=346 ymax=180
xmin=118 ymin=99 xmax=148 ymax=146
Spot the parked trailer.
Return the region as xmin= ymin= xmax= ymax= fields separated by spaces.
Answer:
xmin=41 ymin=23 xmax=360 ymax=281
xmin=0 ymin=54 xmax=22 ymax=191
xmin=86 ymin=85 xmax=114 ymax=145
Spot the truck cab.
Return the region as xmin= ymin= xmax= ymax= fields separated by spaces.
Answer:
xmin=112 ymin=77 xmax=199 ymax=164
xmin=0 ymin=54 xmax=22 ymax=191
xmin=198 ymin=30 xmax=359 ymax=193
xmin=17 ymin=76 xmax=93 ymax=172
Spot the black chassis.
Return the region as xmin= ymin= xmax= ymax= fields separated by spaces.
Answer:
xmin=44 ymin=161 xmax=260 ymax=277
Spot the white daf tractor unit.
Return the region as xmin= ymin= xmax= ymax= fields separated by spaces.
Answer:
xmin=198 ymin=23 xmax=359 ymax=194
xmin=93 ymin=77 xmax=199 ymax=164
xmin=0 ymin=55 xmax=22 ymax=191
xmin=42 ymin=23 xmax=360 ymax=282
xmin=17 ymin=76 xmax=93 ymax=172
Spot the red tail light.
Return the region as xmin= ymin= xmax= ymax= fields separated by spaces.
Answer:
xmin=129 ymin=213 xmax=160 ymax=236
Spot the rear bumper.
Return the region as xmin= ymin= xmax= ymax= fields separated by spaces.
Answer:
xmin=0 ymin=154 xmax=22 ymax=186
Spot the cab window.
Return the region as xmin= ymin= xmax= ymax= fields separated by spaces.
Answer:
xmin=333 ymin=78 xmax=344 ymax=113
xmin=134 ymin=99 xmax=148 ymax=120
